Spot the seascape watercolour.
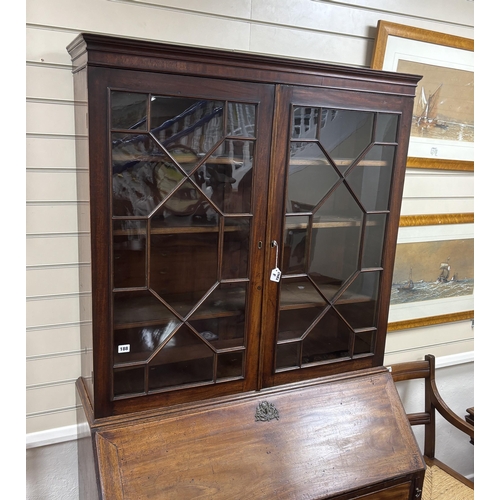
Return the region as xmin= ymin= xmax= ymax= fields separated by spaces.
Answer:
xmin=388 ymin=222 xmax=473 ymax=325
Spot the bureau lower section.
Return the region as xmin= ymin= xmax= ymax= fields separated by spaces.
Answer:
xmin=76 ymin=368 xmax=424 ymax=499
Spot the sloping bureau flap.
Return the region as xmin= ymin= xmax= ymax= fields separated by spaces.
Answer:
xmin=90 ymin=370 xmax=424 ymax=499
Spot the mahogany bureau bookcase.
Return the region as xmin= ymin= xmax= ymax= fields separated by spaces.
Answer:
xmin=67 ymin=33 xmax=424 ymax=499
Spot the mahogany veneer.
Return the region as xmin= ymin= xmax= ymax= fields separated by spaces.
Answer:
xmin=68 ymin=33 xmax=423 ymax=499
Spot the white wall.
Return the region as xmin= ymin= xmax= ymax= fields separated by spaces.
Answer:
xmin=25 ymin=1 xmax=474 ymax=498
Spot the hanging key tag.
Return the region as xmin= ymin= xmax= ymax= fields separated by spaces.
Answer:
xmin=270 ymin=240 xmax=282 ymax=282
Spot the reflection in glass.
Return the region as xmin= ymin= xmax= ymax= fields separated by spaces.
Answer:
xmin=346 ymin=145 xmax=395 ymax=212
xmin=361 ymin=214 xmax=387 ymax=269
xmin=287 ymin=142 xmax=339 ymax=213
xmin=154 ymin=165 xmax=190 ymax=208
xmin=222 ymin=217 xmax=251 ymax=279
xmin=148 ymin=325 xmax=214 ymax=390
xmin=200 ymin=140 xmax=254 ymax=213
xmin=292 ymin=107 xmax=319 ymax=139
xmin=109 ymin=92 xmax=261 ymax=394
xmin=161 ymin=178 xmax=204 ymax=217
xmin=113 ymin=220 xmax=147 ymax=288
xmin=113 ymin=292 xmax=180 ymax=363
xmin=150 ymin=97 xmax=224 ymax=157
xmin=111 ymin=92 xmax=148 ymax=131
xmin=217 ymin=351 xmax=244 ymax=380
xmin=335 ymin=271 xmax=380 ymax=330
xmin=114 ymin=367 xmax=145 ymax=397
xmin=112 ymin=133 xmax=173 ymax=216
xmin=163 ymin=144 xmax=199 ymax=174
xmin=283 ymin=216 xmax=308 ymax=274
xmin=302 ymin=308 xmax=351 ymax=364
xmin=319 ymin=109 xmax=374 ymax=174
xmin=227 ymin=103 xmax=256 ymax=138
xmin=375 ymin=113 xmax=398 ymax=143
xmin=275 ymin=105 xmax=396 ymax=373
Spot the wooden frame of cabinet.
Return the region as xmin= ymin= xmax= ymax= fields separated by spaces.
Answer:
xmin=69 ymin=33 xmax=424 ymax=499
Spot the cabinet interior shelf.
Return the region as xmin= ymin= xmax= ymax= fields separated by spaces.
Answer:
xmin=112 ymin=216 xmax=375 ymax=237
xmin=114 ymin=337 xmax=244 ymax=369
xmin=114 ymin=152 xmax=387 ymax=168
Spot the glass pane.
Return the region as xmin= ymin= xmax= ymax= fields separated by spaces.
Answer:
xmin=150 ymin=97 xmax=224 ymax=158
xmin=288 ymin=142 xmax=339 ymax=212
xmin=112 ymin=133 xmax=177 ymax=216
xmin=278 ymin=277 xmax=327 ymax=341
xmin=227 ymin=103 xmax=256 ymax=138
xmin=161 ymin=178 xmax=204 ymax=216
xmin=111 ymin=92 xmax=148 ymax=131
xmin=200 ymin=140 xmax=254 ymax=213
xmin=292 ymin=107 xmax=319 ymax=139
xmin=361 ymin=214 xmax=387 ymax=269
xmin=190 ymin=283 xmax=247 ymax=348
xmin=334 ymin=271 xmax=380 ymax=330
xmin=354 ymin=331 xmax=375 ymax=356
xmin=283 ymin=216 xmax=308 ymax=274
xmin=279 ymin=276 xmax=327 ymax=309
xmin=161 ymin=144 xmax=199 ymax=175
xmin=148 ymin=325 xmax=214 ymax=390
xmin=150 ymin=228 xmax=219 ymax=318
xmin=222 ymin=217 xmax=251 ymax=279
xmin=375 ymin=113 xmax=398 ymax=143
xmin=113 ymin=291 xmax=181 ymax=364
xmin=217 ymin=351 xmax=244 ymax=380
xmin=319 ymin=109 xmax=374 ymax=174
xmin=113 ymin=220 xmax=147 ymax=288
xmin=310 ymin=183 xmax=363 ymax=295
xmin=114 ymin=367 xmax=145 ymax=397
xmin=276 ymin=342 xmax=300 ymax=370
xmin=346 ymin=145 xmax=396 ymax=212
xmin=302 ymin=308 xmax=351 ymax=364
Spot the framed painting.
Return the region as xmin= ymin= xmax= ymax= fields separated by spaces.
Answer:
xmin=371 ymin=21 xmax=474 ymax=172
xmin=388 ymin=213 xmax=474 ymax=331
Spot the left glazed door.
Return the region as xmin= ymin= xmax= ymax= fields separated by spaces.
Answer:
xmin=88 ymin=67 xmax=275 ymax=416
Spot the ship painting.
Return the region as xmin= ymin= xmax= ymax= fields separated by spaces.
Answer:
xmin=415 ymin=84 xmax=448 ymax=130
xmin=437 ymin=257 xmax=458 ymax=283
xmin=391 ymin=252 xmax=473 ymax=306
xmin=397 ymin=268 xmax=414 ymax=292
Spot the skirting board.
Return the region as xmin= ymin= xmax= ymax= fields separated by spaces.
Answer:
xmin=26 ymin=351 xmax=474 ymax=449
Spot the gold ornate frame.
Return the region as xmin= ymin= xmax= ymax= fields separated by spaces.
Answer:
xmin=388 ymin=213 xmax=474 ymax=332
xmin=371 ymin=21 xmax=474 ymax=172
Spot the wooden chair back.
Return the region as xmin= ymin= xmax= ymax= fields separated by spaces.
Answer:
xmin=389 ymin=354 xmax=474 ymax=490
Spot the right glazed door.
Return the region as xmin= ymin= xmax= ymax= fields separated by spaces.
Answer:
xmin=261 ymin=84 xmax=407 ymax=388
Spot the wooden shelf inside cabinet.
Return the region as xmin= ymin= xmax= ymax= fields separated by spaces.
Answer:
xmin=113 ymin=153 xmax=244 ymax=167
xmin=285 ymin=216 xmax=386 ymax=230
xmin=114 ymin=337 xmax=243 ymax=369
xmin=279 ymin=277 xmax=374 ymax=311
xmin=289 ymin=158 xmax=388 ymax=167
xmin=113 ymin=288 xmax=247 ymax=327
xmin=113 ymin=223 xmax=245 ymax=236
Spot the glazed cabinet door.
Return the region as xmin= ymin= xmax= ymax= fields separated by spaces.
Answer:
xmin=261 ymin=84 xmax=412 ymax=387
xmin=88 ymin=67 xmax=275 ymax=416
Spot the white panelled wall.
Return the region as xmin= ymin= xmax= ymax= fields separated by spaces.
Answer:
xmin=26 ymin=1 xmax=474 ymax=498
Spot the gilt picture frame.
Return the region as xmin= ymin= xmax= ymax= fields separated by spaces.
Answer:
xmin=388 ymin=213 xmax=474 ymax=331
xmin=371 ymin=21 xmax=474 ymax=172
